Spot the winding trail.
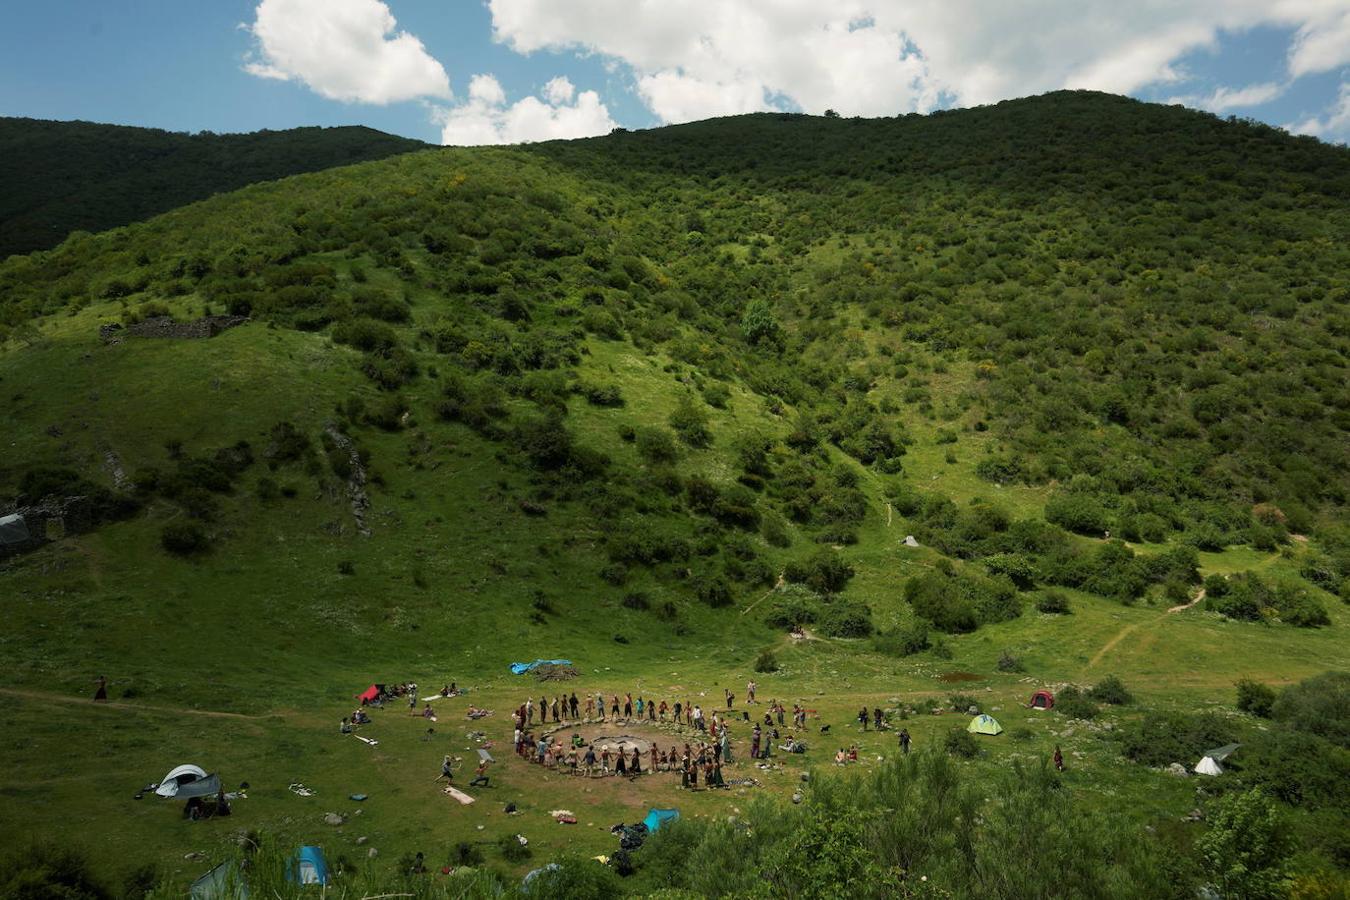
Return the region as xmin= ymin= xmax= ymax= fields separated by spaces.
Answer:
xmin=1084 ymin=588 xmax=1206 ymax=670
xmin=0 ymin=687 xmax=272 ymax=721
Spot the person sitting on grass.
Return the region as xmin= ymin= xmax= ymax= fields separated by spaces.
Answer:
xmin=848 ymin=745 xmax=859 ymax=762
xmin=421 ymin=703 xmax=435 ymax=719
xmin=835 ymin=748 xmax=847 ymax=765
xmin=340 ymin=717 xmax=352 ymax=734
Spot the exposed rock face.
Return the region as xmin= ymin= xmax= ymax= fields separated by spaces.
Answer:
xmin=325 ymin=424 xmax=372 ymax=538
xmin=99 ymin=315 xmax=248 ymax=344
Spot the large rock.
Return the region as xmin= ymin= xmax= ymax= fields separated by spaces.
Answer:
xmin=1165 ymin=763 xmax=1189 ymax=778
xmin=324 ymin=812 xmax=345 ymax=826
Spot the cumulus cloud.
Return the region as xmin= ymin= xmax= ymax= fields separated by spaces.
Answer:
xmin=244 ymin=0 xmax=450 ymax=104
xmin=440 ymin=74 xmax=617 ymax=145
xmin=485 ymin=0 xmax=1350 ymax=123
xmin=1287 ymin=80 xmax=1350 ymax=143
xmin=1169 ymin=81 xmax=1286 ymax=113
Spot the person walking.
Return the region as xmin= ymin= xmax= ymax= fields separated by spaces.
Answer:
xmin=725 ymin=689 xmax=734 ymax=709
xmin=469 ymin=759 xmax=491 ymax=787
xmin=899 ymin=728 xmax=911 ymax=755
xmin=94 ymin=675 xmax=108 ymax=702
xmin=439 ymin=755 xmax=454 ymax=783
xmin=858 ymin=707 xmax=869 ymax=731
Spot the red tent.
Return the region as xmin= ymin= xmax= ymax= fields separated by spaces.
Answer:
xmin=358 ymin=684 xmax=382 ymax=705
xmin=1029 ymin=690 xmax=1055 ymax=710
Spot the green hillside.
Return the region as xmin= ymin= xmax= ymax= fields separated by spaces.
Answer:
xmin=1 ymin=91 xmax=1348 ymax=898
xmin=0 ymin=118 xmax=427 ymax=258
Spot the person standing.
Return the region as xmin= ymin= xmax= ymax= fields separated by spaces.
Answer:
xmin=747 ymin=680 xmax=756 ymax=704
xmin=552 ymin=696 xmax=561 ymax=723
xmin=673 ymin=701 xmax=683 ymax=727
xmin=585 ymin=696 xmax=595 ymax=721
xmin=615 ymin=746 xmax=627 ymax=776
xmin=526 ymin=698 xmax=534 ymax=725
xmin=596 ymin=692 xmax=606 ymax=722
xmin=873 ymin=708 xmax=883 ymax=730
xmin=858 ymin=707 xmax=869 ymax=731
xmin=583 ymin=744 xmax=597 ymax=776
xmin=624 ymin=694 xmax=633 ymax=720
xmin=94 ymin=675 xmax=108 ymax=702
xmin=1054 ymin=745 xmax=1065 ymax=772
xmin=570 ymin=693 xmax=579 ymax=719
xmin=630 ymin=746 xmax=642 ymax=777
xmin=751 ymin=724 xmax=762 ymax=760
xmin=899 ymin=728 xmax=911 ymax=755
xmin=540 ymin=695 xmax=549 ymax=724
xmin=659 ymin=700 xmax=668 ymax=722
xmin=650 ymin=744 xmax=659 ymax=774
xmin=776 ymin=703 xmax=785 ymax=727
xmin=720 ymin=727 xmax=733 ymax=764
xmin=725 ymin=689 xmax=734 ymax=709
xmin=611 ymin=695 xmax=621 ymax=720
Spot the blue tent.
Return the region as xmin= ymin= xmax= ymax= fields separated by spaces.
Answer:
xmin=643 ymin=808 xmax=679 ymax=832
xmin=509 ymin=659 xmax=572 ymax=675
xmin=286 ymin=847 xmax=330 ymax=886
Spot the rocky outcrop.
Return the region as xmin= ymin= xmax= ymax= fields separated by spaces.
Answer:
xmin=100 ymin=315 xmax=248 ymax=344
xmin=324 ymin=424 xmax=372 ymax=538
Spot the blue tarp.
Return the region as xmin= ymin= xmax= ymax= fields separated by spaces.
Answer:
xmin=643 ymin=808 xmax=679 ymax=832
xmin=509 ymin=659 xmax=572 ymax=675
xmin=285 ymin=847 xmax=330 ymax=886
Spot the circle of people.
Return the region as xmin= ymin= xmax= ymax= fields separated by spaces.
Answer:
xmin=510 ymin=682 xmax=817 ymax=789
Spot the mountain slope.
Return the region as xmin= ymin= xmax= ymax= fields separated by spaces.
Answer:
xmin=0 ymin=118 xmax=427 ymax=257
xmin=0 ymin=91 xmax=1347 ymax=890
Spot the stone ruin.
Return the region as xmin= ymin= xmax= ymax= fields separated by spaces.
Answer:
xmin=99 ymin=315 xmax=248 ymax=345
xmin=0 ymin=496 xmax=96 ymax=558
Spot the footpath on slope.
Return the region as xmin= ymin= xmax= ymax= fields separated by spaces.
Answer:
xmin=1084 ymin=589 xmax=1206 ymax=671
xmin=0 ymin=687 xmax=274 ymax=721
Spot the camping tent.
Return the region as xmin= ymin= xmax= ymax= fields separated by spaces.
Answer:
xmin=1195 ymin=743 xmax=1240 ymax=776
xmin=968 ymin=714 xmax=1004 ymax=735
xmin=156 ymin=764 xmax=208 ymax=797
xmin=175 ymin=774 xmax=222 ymax=800
xmin=643 ymin=808 xmax=679 ymax=833
xmin=0 ymin=513 xmax=30 ymax=545
xmin=286 ymin=847 xmax=330 ymax=886
xmin=1194 ymin=756 xmax=1223 ymax=776
xmin=1029 ymin=690 xmax=1055 ymax=710
xmin=357 ymin=684 xmax=382 ymax=704
xmin=510 ymin=659 xmax=572 ymax=675
xmin=189 ymin=862 xmax=248 ymax=900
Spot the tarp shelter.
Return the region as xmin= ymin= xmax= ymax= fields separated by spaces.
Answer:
xmin=1194 ymin=756 xmax=1223 ymax=776
xmin=521 ymin=863 xmax=560 ymax=887
xmin=155 ymin=764 xmax=208 ymax=797
xmin=0 ymin=513 xmax=30 ymax=545
xmin=358 ymin=684 xmax=383 ymax=704
xmin=510 ymin=659 xmax=572 ymax=675
xmin=643 ymin=808 xmax=679 ymax=832
xmin=286 ymin=847 xmax=330 ymax=886
xmin=477 ymin=748 xmax=495 ymax=764
xmin=189 ymin=862 xmax=248 ymax=900
xmin=968 ymin=714 xmax=1004 ymax=735
xmin=1207 ymin=743 xmax=1241 ymax=762
xmin=1029 ymin=690 xmax=1055 ymax=710
xmin=175 ymin=774 xmax=222 ymax=800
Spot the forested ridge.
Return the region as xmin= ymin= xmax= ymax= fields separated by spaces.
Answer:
xmin=0 ymin=117 xmax=426 ymax=258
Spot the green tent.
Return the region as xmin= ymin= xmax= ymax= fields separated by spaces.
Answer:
xmin=967 ymin=714 xmax=1003 ymax=735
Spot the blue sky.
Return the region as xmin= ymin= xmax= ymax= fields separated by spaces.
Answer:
xmin=2 ymin=1 xmax=1347 ymax=145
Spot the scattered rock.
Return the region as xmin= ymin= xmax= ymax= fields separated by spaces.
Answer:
xmin=1165 ymin=763 xmax=1189 ymax=778
xmin=367 ymin=848 xmax=379 ymax=859
xmin=184 ymin=852 xmax=204 ymax=862
xmin=791 ymin=792 xmax=803 ymax=804
xmin=324 ymin=813 xmax=345 ymax=826
xmin=356 ymin=837 xmax=368 ymax=845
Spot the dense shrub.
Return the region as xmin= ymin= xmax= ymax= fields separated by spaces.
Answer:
xmin=783 ymin=549 xmax=855 ymax=595
xmin=817 ymin=600 xmax=874 ymax=638
xmin=945 ymin=727 xmax=980 ymax=758
xmin=161 ymin=521 xmax=209 ymax=556
xmin=1055 ymin=686 xmax=1099 ymax=720
xmin=1036 ymin=591 xmax=1072 ymax=614
xmin=1089 ymin=676 xmax=1133 ymax=705
xmin=873 ymin=619 xmax=930 ymax=656
xmin=1044 ymin=492 xmax=1110 ymax=535
xmin=1270 ymin=672 xmax=1350 ymax=747
xmin=1119 ymin=711 xmax=1234 ymax=767
xmin=754 ymin=649 xmax=780 ymax=673
xmin=635 ymin=427 xmax=679 ymax=464
xmin=668 ymin=396 xmax=712 ymax=448
xmin=1236 ymin=679 xmax=1276 ymax=718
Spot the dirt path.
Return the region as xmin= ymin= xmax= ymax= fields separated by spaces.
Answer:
xmin=1086 ymin=588 xmax=1206 ymax=670
xmin=0 ymin=687 xmax=272 ymax=721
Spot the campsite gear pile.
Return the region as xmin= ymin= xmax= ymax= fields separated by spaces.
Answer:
xmin=533 ymin=663 xmax=579 ymax=682
xmin=510 ymin=659 xmax=572 ymax=676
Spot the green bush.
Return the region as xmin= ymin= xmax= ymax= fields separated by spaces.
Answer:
xmin=160 ymin=522 xmax=209 ymax=556
xmin=1044 ymin=492 xmax=1110 ymax=535
xmin=1195 ymin=790 xmax=1292 ymax=900
xmin=1270 ymin=672 xmax=1350 ymax=747
xmin=945 ymin=727 xmax=979 ymax=758
xmin=1089 ymin=676 xmax=1133 ymax=705
xmin=635 ymin=427 xmax=679 ymax=464
xmin=1055 ymin=686 xmax=1099 ymax=720
xmin=669 ymin=396 xmax=712 ymax=448
xmin=873 ymin=619 xmax=930 ymax=657
xmin=754 ymin=649 xmax=780 ymax=673
xmin=1036 ymin=591 xmax=1072 ymax=614
xmin=497 ymin=832 xmax=532 ymax=863
xmin=996 ymin=650 xmax=1025 ymax=673
xmin=1236 ymin=679 xmax=1276 ymax=718
xmin=783 ymin=548 xmax=854 ymax=595
xmin=818 ymin=600 xmax=873 ymax=638
xmin=1120 ymin=711 xmax=1234 ymax=767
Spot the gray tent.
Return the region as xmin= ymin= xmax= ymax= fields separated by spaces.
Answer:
xmin=0 ymin=514 xmax=29 ymax=545
xmin=175 ymin=774 xmax=222 ymax=800
xmin=189 ymin=862 xmax=248 ymax=900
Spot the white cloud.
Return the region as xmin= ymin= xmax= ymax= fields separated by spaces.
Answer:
xmin=1287 ymin=80 xmax=1350 ymax=142
xmin=440 ymin=74 xmax=617 ymax=145
xmin=1169 ymin=80 xmax=1286 ymax=113
xmin=485 ymin=0 xmax=1350 ymax=124
xmin=1288 ymin=8 xmax=1350 ymax=77
xmin=244 ymin=0 xmax=450 ymax=104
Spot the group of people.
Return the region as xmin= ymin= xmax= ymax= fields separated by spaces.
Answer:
xmin=513 ymin=682 xmax=805 ymax=733
xmin=510 ymin=728 xmax=734 ymax=790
